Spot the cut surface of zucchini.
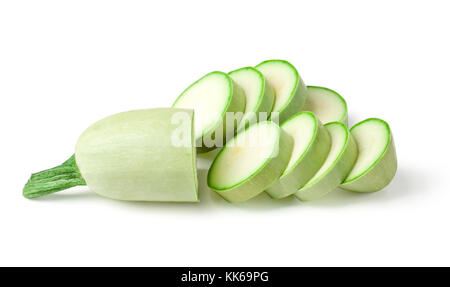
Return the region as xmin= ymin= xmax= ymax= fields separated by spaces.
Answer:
xmin=296 ymin=122 xmax=357 ymax=201
xmin=340 ymin=118 xmax=397 ymax=192
xmin=303 ymin=86 xmax=348 ymax=125
xmin=75 ymin=108 xmax=199 ymax=202
xmin=207 ymin=121 xmax=293 ymax=203
xmin=255 ymin=60 xmax=307 ymax=123
xmin=173 ymin=71 xmax=246 ymax=153
xmin=229 ymin=67 xmax=274 ymax=129
xmin=265 ymin=112 xmax=331 ymax=199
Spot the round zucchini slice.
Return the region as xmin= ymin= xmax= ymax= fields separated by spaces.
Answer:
xmin=255 ymin=60 xmax=307 ymax=123
xmin=296 ymin=122 xmax=357 ymax=201
xmin=266 ymin=112 xmax=331 ymax=199
xmin=303 ymin=86 xmax=348 ymax=125
xmin=229 ymin=67 xmax=275 ymax=130
xmin=173 ymin=71 xmax=246 ymax=153
xmin=340 ymin=118 xmax=397 ymax=192
xmin=207 ymin=121 xmax=293 ymax=203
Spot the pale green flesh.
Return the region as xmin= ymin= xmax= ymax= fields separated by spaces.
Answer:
xmin=303 ymin=86 xmax=348 ymax=125
xmin=256 ymin=61 xmax=297 ymax=112
xmin=229 ymin=67 xmax=275 ymax=129
xmin=173 ymin=72 xmax=232 ymax=141
xmin=256 ymin=60 xmax=307 ymax=123
xmin=208 ymin=123 xmax=279 ymax=189
xmin=173 ymin=71 xmax=246 ymax=152
xmin=75 ymin=108 xmax=198 ymax=202
xmin=346 ymin=119 xmax=389 ymax=181
xmin=265 ymin=112 xmax=331 ymax=199
xmin=340 ymin=118 xmax=397 ymax=193
xmin=296 ymin=122 xmax=357 ymax=201
xmin=229 ymin=68 xmax=263 ymax=116
xmin=207 ymin=121 xmax=293 ymax=203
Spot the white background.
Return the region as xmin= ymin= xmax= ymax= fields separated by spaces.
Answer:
xmin=0 ymin=0 xmax=449 ymax=267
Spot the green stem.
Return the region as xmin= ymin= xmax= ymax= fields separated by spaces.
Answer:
xmin=23 ymin=155 xmax=86 ymax=199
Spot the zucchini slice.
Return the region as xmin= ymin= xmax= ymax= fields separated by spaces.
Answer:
xmin=296 ymin=122 xmax=357 ymax=201
xmin=229 ymin=67 xmax=275 ymax=130
xmin=173 ymin=71 xmax=246 ymax=153
xmin=255 ymin=60 xmax=307 ymax=123
xmin=266 ymin=112 xmax=331 ymax=199
xmin=303 ymin=86 xmax=348 ymax=125
xmin=340 ymin=118 xmax=397 ymax=192
xmin=207 ymin=121 xmax=293 ymax=203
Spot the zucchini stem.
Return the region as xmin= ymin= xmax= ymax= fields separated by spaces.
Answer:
xmin=23 ymin=155 xmax=86 ymax=199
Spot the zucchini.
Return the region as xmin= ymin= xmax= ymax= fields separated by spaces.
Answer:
xmin=340 ymin=118 xmax=397 ymax=192
xmin=23 ymin=108 xmax=199 ymax=201
xmin=173 ymin=71 xmax=246 ymax=153
xmin=303 ymin=86 xmax=348 ymax=125
xmin=265 ymin=112 xmax=331 ymax=199
xmin=255 ymin=60 xmax=307 ymax=123
xmin=207 ymin=121 xmax=293 ymax=203
xmin=229 ymin=67 xmax=275 ymax=130
xmin=296 ymin=122 xmax=357 ymax=201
